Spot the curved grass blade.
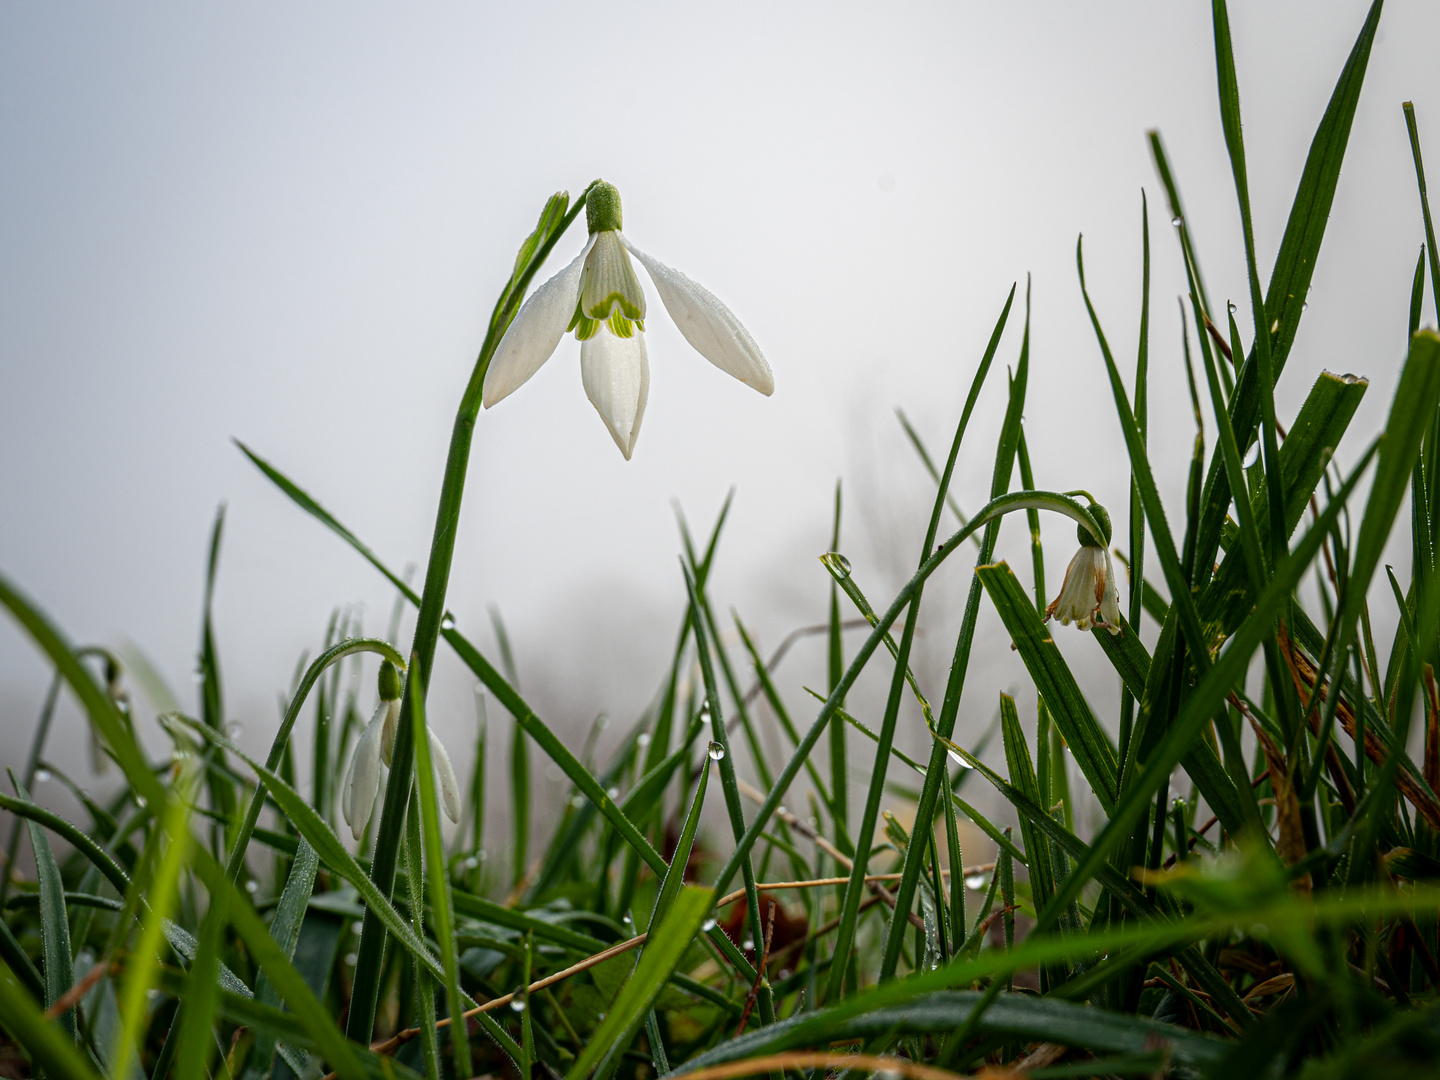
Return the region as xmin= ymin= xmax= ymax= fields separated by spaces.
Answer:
xmin=0 ymin=960 xmax=101 ymax=1080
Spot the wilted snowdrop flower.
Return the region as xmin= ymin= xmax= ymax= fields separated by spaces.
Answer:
xmin=342 ymin=660 xmax=462 ymax=840
xmin=1044 ymin=504 xmax=1122 ymax=635
xmin=483 ymin=180 xmax=774 ymax=459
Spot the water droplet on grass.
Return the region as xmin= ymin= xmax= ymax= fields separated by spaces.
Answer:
xmin=440 ymin=615 xmax=455 ymax=631
xmin=34 ymin=769 xmax=51 ymax=783
xmin=245 ymin=879 xmax=259 ymax=894
xmin=829 ymin=553 xmax=852 ymax=578
xmin=946 ymin=749 xmax=974 ymax=770
xmin=636 ymin=732 xmax=651 ymax=748
xmin=345 ymin=952 xmax=358 ymax=966
xmin=1171 ymin=216 xmax=1184 ymax=227
xmin=707 ymin=743 xmax=726 ymax=761
xmin=701 ymin=918 xmax=717 ymax=933
xmin=964 ymin=873 xmax=989 ymax=890
xmin=509 ymin=998 xmax=526 ymax=1013
xmin=226 ymin=722 xmax=243 ymax=738
xmin=463 ymin=856 xmax=479 ymax=870
xmin=1242 ymin=442 xmax=1260 ymax=468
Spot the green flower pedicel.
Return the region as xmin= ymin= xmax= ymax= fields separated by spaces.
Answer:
xmin=483 ymin=181 xmax=774 ymax=459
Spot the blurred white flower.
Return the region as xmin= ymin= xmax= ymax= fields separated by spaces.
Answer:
xmin=342 ymin=661 xmax=461 ymax=840
xmin=1045 ymin=504 xmax=1122 ymax=635
xmin=483 ymin=181 xmax=774 ymax=459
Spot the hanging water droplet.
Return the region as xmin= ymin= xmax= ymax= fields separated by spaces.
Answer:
xmin=463 ymin=855 xmax=479 ymax=870
xmin=829 ymin=553 xmax=852 ymax=578
xmin=509 ymin=997 xmax=527 ymax=1013
xmin=807 ymin=816 xmax=820 ymax=828
xmin=569 ymin=795 xmax=586 ymax=809
xmin=707 ymin=743 xmax=726 ymax=762
xmin=1170 ymin=216 xmax=1184 ymax=228
xmin=964 ymin=873 xmax=989 ymax=890
xmin=134 ymin=795 xmax=148 ymax=809
xmin=34 ymin=769 xmax=51 ymax=783
xmin=743 ymin=939 xmax=754 ymax=950
xmin=352 ymin=921 xmax=366 ymax=935
xmin=777 ymin=806 xmax=788 ymax=817
xmin=245 ymin=879 xmax=260 ymax=894
xmin=1227 ymin=301 xmax=1237 ymax=314
xmin=344 ymin=952 xmax=359 ymax=967
xmin=226 ymin=721 xmax=243 ymax=738
xmin=596 ymin=715 xmax=610 ymax=730
xmin=117 ymin=699 xmax=130 ymax=714
xmin=621 ymin=914 xmax=632 ymax=925
xmin=1242 ymin=442 xmax=1260 ymax=468
xmin=1302 ymin=302 xmax=1309 ymax=311
xmin=636 ymin=732 xmax=652 ymax=748
xmin=605 ymin=786 xmax=620 ymax=800
xmin=440 ymin=614 xmax=456 ymax=631
xmin=192 ymin=669 xmax=205 ymax=684
xmin=701 ymin=918 xmax=718 ymax=933
xmin=946 ymin=749 xmax=974 ymax=770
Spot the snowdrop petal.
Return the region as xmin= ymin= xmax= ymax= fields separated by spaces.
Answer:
xmin=483 ymin=237 xmax=594 ymax=409
xmin=343 ymin=706 xmax=387 ymax=841
xmin=1098 ymin=548 xmax=1123 ymax=633
xmin=428 ymin=728 xmax=462 ymax=825
xmin=580 ymin=325 xmax=650 ymax=459
xmin=622 ymin=236 xmax=774 ymax=396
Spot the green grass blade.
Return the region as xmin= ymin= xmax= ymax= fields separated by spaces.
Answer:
xmin=0 ymin=961 xmax=101 ymax=1080
xmin=650 ymin=754 xmax=709 ymax=932
xmin=565 ymin=885 xmax=714 ymax=1080
xmin=10 ymin=777 xmax=74 ymax=1039
xmin=829 ymin=479 xmax=849 ymax=840
xmin=409 ymin=655 xmax=472 ymax=1077
xmin=403 ymin=794 xmax=443 ymax=1080
xmin=247 ymin=838 xmax=319 ymax=1078
xmin=174 ymin=886 xmax=225 ymax=1080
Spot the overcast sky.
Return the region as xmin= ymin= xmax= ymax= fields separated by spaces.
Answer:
xmin=2 ymin=2 xmax=1436 ymax=851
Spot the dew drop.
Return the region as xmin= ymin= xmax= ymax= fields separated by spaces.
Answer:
xmin=245 ymin=879 xmax=259 ymax=894
xmin=1227 ymin=301 xmax=1237 ymax=314
xmin=1242 ymin=442 xmax=1260 ymax=468
xmin=701 ymin=918 xmax=718 ymax=933
xmin=596 ymin=715 xmax=611 ymax=730
xmin=477 ymin=850 xmax=488 ymax=861
xmin=743 ymin=939 xmax=754 ymax=950
xmin=117 ymin=699 xmax=130 ymax=714
xmin=1170 ymin=216 xmax=1184 ymax=228
xmin=1302 ymin=302 xmax=1309 ymax=312
xmin=946 ymin=749 xmax=974 ymax=770
xmin=135 ymin=795 xmax=148 ymax=809
xmin=344 ymin=952 xmax=359 ymax=966
xmin=606 ymin=786 xmax=620 ymax=800
xmin=829 ymin=553 xmax=852 ymax=578
xmin=192 ymin=669 xmax=206 ymax=684
xmin=964 ymin=873 xmax=989 ymax=890
xmin=440 ymin=615 xmax=456 ymax=631
xmin=509 ymin=998 xmax=527 ymax=1013
xmin=621 ymin=914 xmax=632 ymax=925
xmin=636 ymin=732 xmax=652 ymax=748
xmin=569 ymin=795 xmax=586 ymax=809
xmin=707 ymin=743 xmax=726 ymax=762
xmin=777 ymin=806 xmax=787 ymax=817
xmin=463 ymin=855 xmax=479 ymax=870
xmin=34 ymin=769 xmax=51 ymax=783
xmin=226 ymin=722 xmax=243 ymax=738
xmin=352 ymin=921 xmax=366 ymax=935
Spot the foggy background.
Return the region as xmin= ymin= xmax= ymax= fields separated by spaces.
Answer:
xmin=2 ymin=2 xmax=1437 ymax=869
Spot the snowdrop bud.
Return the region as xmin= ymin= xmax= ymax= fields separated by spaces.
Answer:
xmin=1077 ymin=503 xmax=1112 ymax=548
xmin=586 ymin=181 xmax=623 ymax=233
xmin=378 ymin=659 xmax=402 ymax=701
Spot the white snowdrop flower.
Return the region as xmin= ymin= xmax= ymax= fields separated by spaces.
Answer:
xmin=1044 ymin=504 xmax=1122 ymax=635
xmin=341 ymin=660 xmax=462 ymax=840
xmin=483 ymin=180 xmax=774 ymax=459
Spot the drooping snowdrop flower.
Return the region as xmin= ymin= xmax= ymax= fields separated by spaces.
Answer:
xmin=342 ymin=660 xmax=462 ymax=840
xmin=483 ymin=181 xmax=774 ymax=459
xmin=1045 ymin=504 xmax=1122 ymax=635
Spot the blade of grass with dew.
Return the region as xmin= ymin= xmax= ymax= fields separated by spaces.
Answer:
xmin=876 ymin=283 xmax=1021 ymax=985
xmin=489 ymin=606 xmax=530 ymax=892
xmin=682 ymin=562 xmax=774 ymax=1023
xmin=566 ymin=885 xmax=715 ymax=1080
xmin=409 ymin=653 xmax=471 ymax=1078
xmin=197 ymin=503 xmax=238 ymax=856
xmin=173 ymin=884 xmax=226 ymax=1080
xmin=224 ymin=638 xmax=406 ymax=882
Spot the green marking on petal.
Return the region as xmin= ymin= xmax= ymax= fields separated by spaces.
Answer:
xmin=580 ymin=231 xmax=646 ymax=322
